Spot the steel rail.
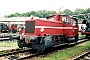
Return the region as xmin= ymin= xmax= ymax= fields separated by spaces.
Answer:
xmin=73 ymin=51 xmax=90 ymax=60
xmin=16 ymin=39 xmax=89 ymax=60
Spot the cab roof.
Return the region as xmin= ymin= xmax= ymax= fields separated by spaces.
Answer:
xmin=47 ymin=14 xmax=78 ymax=19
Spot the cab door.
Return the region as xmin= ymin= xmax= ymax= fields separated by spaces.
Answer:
xmin=71 ymin=18 xmax=78 ymax=37
xmin=63 ymin=16 xmax=71 ymax=37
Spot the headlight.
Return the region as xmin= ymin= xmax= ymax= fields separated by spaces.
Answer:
xmin=25 ymin=36 xmax=30 ymax=44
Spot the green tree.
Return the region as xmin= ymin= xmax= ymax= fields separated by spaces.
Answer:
xmin=29 ymin=11 xmax=37 ymax=16
xmin=74 ymin=8 xmax=85 ymax=15
xmin=36 ymin=10 xmax=56 ymax=18
xmin=58 ymin=11 xmax=64 ymax=14
xmin=47 ymin=10 xmax=57 ymax=16
xmin=63 ymin=9 xmax=73 ymax=15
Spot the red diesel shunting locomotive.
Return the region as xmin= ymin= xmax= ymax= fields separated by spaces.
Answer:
xmin=17 ymin=14 xmax=78 ymax=53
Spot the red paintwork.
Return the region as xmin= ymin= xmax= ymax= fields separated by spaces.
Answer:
xmin=79 ymin=29 xmax=83 ymax=32
xmin=63 ymin=16 xmax=78 ymax=37
xmin=18 ymin=29 xmax=24 ymax=35
xmin=24 ymin=19 xmax=63 ymax=36
xmin=10 ymin=26 xmax=17 ymax=30
xmin=23 ymin=14 xmax=78 ymax=38
xmin=84 ymin=32 xmax=90 ymax=35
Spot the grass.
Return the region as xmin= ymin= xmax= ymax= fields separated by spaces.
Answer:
xmin=40 ymin=41 xmax=90 ymax=60
xmin=78 ymin=32 xmax=86 ymax=39
xmin=0 ymin=42 xmax=18 ymax=48
xmin=0 ymin=50 xmax=10 ymax=54
xmin=0 ymin=42 xmax=18 ymax=54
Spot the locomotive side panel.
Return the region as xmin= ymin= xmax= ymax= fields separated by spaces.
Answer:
xmin=25 ymin=19 xmax=64 ymax=36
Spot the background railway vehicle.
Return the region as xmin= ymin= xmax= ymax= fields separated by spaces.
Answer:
xmin=0 ymin=23 xmax=9 ymax=33
xmin=78 ymin=23 xmax=86 ymax=34
xmin=10 ymin=24 xmax=24 ymax=33
xmin=18 ymin=26 xmax=24 ymax=35
xmin=82 ymin=18 xmax=90 ymax=37
xmin=17 ymin=14 xmax=78 ymax=53
xmin=10 ymin=24 xmax=17 ymax=33
xmin=0 ymin=17 xmax=30 ymax=33
xmin=81 ymin=14 xmax=90 ymax=37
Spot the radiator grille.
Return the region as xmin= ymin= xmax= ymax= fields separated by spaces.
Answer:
xmin=26 ymin=21 xmax=35 ymax=33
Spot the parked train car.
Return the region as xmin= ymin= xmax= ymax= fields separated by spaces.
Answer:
xmin=82 ymin=18 xmax=90 ymax=37
xmin=0 ymin=17 xmax=29 ymax=33
xmin=0 ymin=23 xmax=9 ymax=33
xmin=17 ymin=14 xmax=78 ymax=53
xmin=10 ymin=24 xmax=17 ymax=33
xmin=78 ymin=23 xmax=86 ymax=32
xmin=10 ymin=23 xmax=24 ymax=33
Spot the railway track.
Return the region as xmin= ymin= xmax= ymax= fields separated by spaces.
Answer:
xmin=18 ymin=39 xmax=89 ymax=60
xmin=0 ymin=48 xmax=22 ymax=54
xmin=0 ymin=33 xmax=17 ymax=37
xmin=0 ymin=38 xmax=17 ymax=42
xmin=0 ymin=33 xmax=10 ymax=38
xmin=0 ymin=48 xmax=37 ymax=60
xmin=0 ymin=38 xmax=89 ymax=60
xmin=73 ymin=50 xmax=90 ymax=60
xmin=0 ymin=35 xmax=19 ymax=42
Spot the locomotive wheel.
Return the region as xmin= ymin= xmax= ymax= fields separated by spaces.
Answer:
xmin=75 ymin=35 xmax=78 ymax=42
xmin=35 ymin=39 xmax=45 ymax=53
xmin=17 ymin=40 xmax=23 ymax=49
xmin=85 ymin=35 xmax=89 ymax=38
xmin=37 ymin=45 xmax=45 ymax=53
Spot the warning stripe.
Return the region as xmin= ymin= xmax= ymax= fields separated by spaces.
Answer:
xmin=35 ymin=26 xmax=77 ymax=29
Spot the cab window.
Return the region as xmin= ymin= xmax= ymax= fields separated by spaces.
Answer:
xmin=72 ymin=19 xmax=76 ymax=26
xmin=62 ymin=17 xmax=70 ymax=24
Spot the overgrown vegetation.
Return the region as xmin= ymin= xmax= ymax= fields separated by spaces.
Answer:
xmin=0 ymin=42 xmax=18 ymax=54
xmin=0 ymin=50 xmax=11 ymax=54
xmin=78 ymin=32 xmax=86 ymax=39
xmin=40 ymin=41 xmax=90 ymax=60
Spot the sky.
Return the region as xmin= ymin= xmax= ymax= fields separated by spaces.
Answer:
xmin=0 ymin=0 xmax=90 ymax=17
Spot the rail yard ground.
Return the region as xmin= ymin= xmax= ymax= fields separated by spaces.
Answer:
xmin=78 ymin=32 xmax=86 ymax=39
xmin=0 ymin=34 xmax=90 ymax=60
xmin=40 ymin=41 xmax=90 ymax=60
xmin=0 ymin=42 xmax=18 ymax=48
xmin=0 ymin=42 xmax=18 ymax=51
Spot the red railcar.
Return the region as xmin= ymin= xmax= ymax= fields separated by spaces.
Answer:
xmin=17 ymin=14 xmax=78 ymax=53
xmin=10 ymin=24 xmax=17 ymax=33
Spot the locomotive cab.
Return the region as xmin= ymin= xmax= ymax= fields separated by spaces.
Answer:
xmin=63 ymin=16 xmax=78 ymax=42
